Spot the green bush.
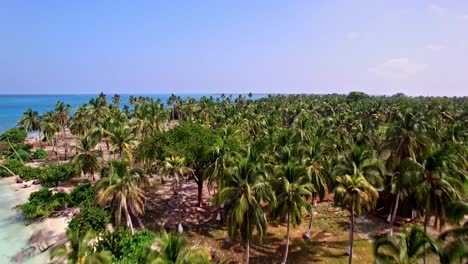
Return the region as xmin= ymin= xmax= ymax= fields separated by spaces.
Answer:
xmin=69 ymin=183 xmax=96 ymax=207
xmin=17 ymin=166 xmax=43 ymax=180
xmin=9 ymin=149 xmax=31 ymax=162
xmin=0 ymin=159 xmax=23 ymax=177
xmin=20 ymin=188 xmax=60 ymax=219
xmin=0 ymin=128 xmax=27 ymax=144
xmin=97 ymin=226 xmax=156 ymax=264
xmin=32 ymin=149 xmax=48 ymax=160
xmin=39 ymin=163 xmax=79 ymax=187
xmin=68 ymin=207 xmax=110 ymax=235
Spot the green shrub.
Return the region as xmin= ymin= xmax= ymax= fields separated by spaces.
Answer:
xmin=17 ymin=166 xmax=43 ymax=180
xmin=20 ymin=188 xmax=72 ymax=220
xmin=68 ymin=207 xmax=110 ymax=235
xmin=0 ymin=159 xmax=23 ymax=177
xmin=8 ymin=149 xmax=31 ymax=162
xmin=39 ymin=163 xmax=79 ymax=187
xmin=97 ymin=226 xmax=156 ymax=264
xmin=0 ymin=128 xmax=27 ymax=144
xmin=69 ymin=183 xmax=96 ymax=207
xmin=32 ymin=149 xmax=48 ymax=160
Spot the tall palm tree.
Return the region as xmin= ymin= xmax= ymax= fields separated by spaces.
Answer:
xmin=147 ymin=231 xmax=210 ymax=264
xmin=41 ymin=111 xmax=60 ymax=160
xmin=373 ymin=225 xmax=439 ymax=264
xmin=160 ymin=156 xmax=193 ymax=194
xmin=380 ymin=110 xmax=428 ymax=224
xmin=334 ymin=174 xmax=378 ymax=264
xmin=53 ymin=101 xmax=72 ymax=159
xmin=95 ymin=160 xmax=146 ymax=234
xmin=72 ymin=136 xmax=101 ymax=181
xmin=437 ymin=224 xmax=468 ymax=264
xmin=301 ymin=138 xmax=331 ymax=239
xmin=270 ymin=162 xmax=313 ymax=264
xmin=215 ymin=153 xmax=273 ymax=264
xmin=108 ymin=125 xmax=134 ymax=160
xmin=50 ymin=230 xmax=112 ymax=264
xmin=17 ymin=108 xmax=42 ymax=148
xmin=415 ymin=142 xmax=466 ymax=264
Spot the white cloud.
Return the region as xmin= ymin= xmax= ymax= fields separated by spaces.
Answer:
xmin=346 ymin=32 xmax=360 ymax=40
xmin=428 ymin=4 xmax=447 ymax=16
xmin=426 ymin=44 xmax=445 ymax=51
xmin=369 ymin=58 xmax=428 ymax=79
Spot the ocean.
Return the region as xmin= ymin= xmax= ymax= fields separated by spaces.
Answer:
xmin=0 ymin=94 xmax=262 ymax=133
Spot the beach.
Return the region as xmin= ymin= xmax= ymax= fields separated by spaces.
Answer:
xmin=0 ymin=177 xmax=69 ymax=263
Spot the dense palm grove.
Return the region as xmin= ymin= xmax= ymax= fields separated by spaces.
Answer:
xmin=1 ymin=92 xmax=467 ymax=263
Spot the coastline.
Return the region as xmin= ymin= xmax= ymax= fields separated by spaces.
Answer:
xmin=0 ymin=177 xmax=69 ymax=263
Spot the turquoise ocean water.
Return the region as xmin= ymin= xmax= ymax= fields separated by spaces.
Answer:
xmin=0 ymin=94 xmax=262 ymax=133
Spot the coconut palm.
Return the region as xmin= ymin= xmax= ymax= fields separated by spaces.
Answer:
xmin=72 ymin=136 xmax=101 ymax=181
xmin=17 ymin=108 xmax=42 ymax=147
xmin=147 ymin=231 xmax=210 ymax=264
xmin=373 ymin=225 xmax=439 ymax=264
xmin=270 ymin=161 xmax=313 ymax=264
xmin=108 ymin=125 xmax=134 ymax=160
xmin=301 ymin=138 xmax=331 ymax=239
xmin=160 ymin=156 xmax=193 ymax=194
xmin=215 ymin=151 xmax=273 ymax=264
xmin=438 ymin=224 xmax=468 ymax=264
xmin=41 ymin=111 xmax=60 ymax=159
xmin=334 ymin=174 xmax=379 ymax=264
xmin=53 ymin=101 xmax=72 ymax=159
xmin=50 ymin=229 xmax=112 ymax=264
xmin=95 ymin=160 xmax=146 ymax=234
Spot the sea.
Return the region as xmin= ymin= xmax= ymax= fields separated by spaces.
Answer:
xmin=0 ymin=93 xmax=261 ymax=263
xmin=0 ymin=94 xmax=264 ymax=133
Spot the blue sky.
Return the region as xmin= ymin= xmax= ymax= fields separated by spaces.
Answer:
xmin=0 ymin=1 xmax=467 ymax=96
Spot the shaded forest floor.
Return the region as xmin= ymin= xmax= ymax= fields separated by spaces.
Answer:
xmin=142 ymin=179 xmax=406 ymax=264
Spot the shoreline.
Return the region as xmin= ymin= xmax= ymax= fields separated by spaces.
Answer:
xmin=1 ymin=176 xmax=69 ymax=263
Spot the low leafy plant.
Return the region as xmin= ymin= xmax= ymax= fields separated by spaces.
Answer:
xmin=69 ymin=183 xmax=96 ymax=207
xmin=68 ymin=207 xmax=110 ymax=235
xmin=97 ymin=226 xmax=156 ymax=264
xmin=0 ymin=159 xmax=23 ymax=177
xmin=32 ymin=149 xmax=48 ymax=160
xmin=9 ymin=149 xmax=31 ymax=162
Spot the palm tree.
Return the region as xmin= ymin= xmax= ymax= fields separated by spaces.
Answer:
xmin=17 ymin=108 xmax=42 ymax=147
xmin=270 ymin=162 xmax=313 ymax=264
xmin=108 ymin=125 xmax=134 ymax=160
xmin=41 ymin=111 xmax=60 ymax=160
xmin=438 ymin=224 xmax=468 ymax=264
xmin=53 ymin=101 xmax=72 ymax=159
xmin=50 ymin=229 xmax=112 ymax=264
xmin=95 ymin=160 xmax=146 ymax=234
xmin=380 ymin=110 xmax=428 ymax=225
xmin=72 ymin=136 xmax=101 ymax=181
xmin=334 ymin=174 xmax=378 ymax=264
xmin=373 ymin=225 xmax=439 ymax=264
xmin=215 ymin=152 xmax=273 ymax=264
xmin=415 ymin=142 xmax=466 ymax=264
xmin=160 ymin=156 xmax=193 ymax=194
xmin=147 ymin=231 xmax=210 ymax=264
xmin=301 ymin=138 xmax=331 ymax=239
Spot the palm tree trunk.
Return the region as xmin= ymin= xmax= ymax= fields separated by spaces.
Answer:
xmin=282 ymin=213 xmax=291 ymax=264
xmin=423 ymin=214 xmax=428 ymax=264
xmin=245 ymin=240 xmax=250 ymax=264
xmin=305 ymin=196 xmax=315 ymax=238
xmin=62 ymin=127 xmax=67 ymax=160
xmin=197 ymin=180 xmax=203 ymax=207
xmin=127 ymin=211 xmax=134 ymax=235
xmin=38 ymin=129 xmax=43 ymax=149
xmin=348 ymin=204 xmax=355 ymax=264
xmin=390 ymin=192 xmax=400 ymax=234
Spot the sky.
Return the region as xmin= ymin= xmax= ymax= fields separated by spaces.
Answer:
xmin=0 ymin=1 xmax=467 ymax=96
